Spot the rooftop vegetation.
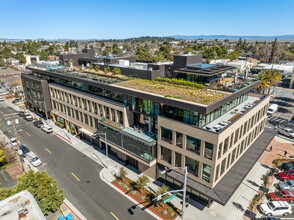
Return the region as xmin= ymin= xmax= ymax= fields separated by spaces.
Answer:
xmin=117 ymin=77 xmax=229 ymax=105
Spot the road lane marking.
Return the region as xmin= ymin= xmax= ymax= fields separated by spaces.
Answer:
xmin=25 ymin=132 xmax=31 ymax=137
xmin=71 ymin=172 xmax=80 ymax=182
xmin=110 ymin=212 xmax=119 ymax=220
xmin=45 ymin=148 xmax=51 ymax=154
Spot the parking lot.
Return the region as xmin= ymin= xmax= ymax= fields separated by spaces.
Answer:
xmin=270 ymin=88 xmax=294 ymax=121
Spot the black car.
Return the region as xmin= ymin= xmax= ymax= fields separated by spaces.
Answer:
xmin=282 ymin=161 xmax=294 ymax=170
xmin=19 ymin=145 xmax=30 ymax=157
xmin=33 ymin=120 xmax=43 ymax=128
xmin=12 ymin=99 xmax=19 ymax=103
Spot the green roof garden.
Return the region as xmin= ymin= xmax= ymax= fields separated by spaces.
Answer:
xmin=116 ymin=77 xmax=230 ymax=105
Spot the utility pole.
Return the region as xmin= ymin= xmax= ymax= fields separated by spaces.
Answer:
xmin=5 ymin=113 xmax=24 ymax=171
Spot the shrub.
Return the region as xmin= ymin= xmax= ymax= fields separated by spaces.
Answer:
xmin=119 ymin=167 xmax=127 ymax=181
xmin=104 ymin=66 xmax=110 ymax=73
xmin=167 ymin=207 xmax=173 ymax=212
xmin=162 ymin=210 xmax=167 ymax=215
xmin=249 ymin=194 xmax=261 ymax=211
xmin=95 ymin=65 xmax=100 ymax=72
xmin=155 ymin=77 xmax=204 ymax=88
xmin=112 ymin=67 xmax=121 ymax=75
xmin=262 ymin=173 xmax=269 ymax=187
xmin=170 ymin=213 xmax=175 ymax=217
xmin=136 ymin=175 xmax=150 ymax=193
xmin=272 ymin=158 xmax=282 ymax=168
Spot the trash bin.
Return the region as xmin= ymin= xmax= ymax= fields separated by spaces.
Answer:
xmin=66 ymin=214 xmax=73 ymax=220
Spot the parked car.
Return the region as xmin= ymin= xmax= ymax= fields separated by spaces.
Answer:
xmin=282 ymin=161 xmax=294 ymax=171
xmin=14 ymin=119 xmax=19 ymax=125
xmin=279 ymin=179 xmax=294 ymax=191
xmin=277 ymin=170 xmax=294 ymax=180
xmin=0 ymin=92 xmax=8 ymax=95
xmin=267 ymin=104 xmax=279 ymax=114
xmin=18 ymin=145 xmax=30 ymax=157
xmin=10 ymin=138 xmax=20 ymax=150
xmin=268 ymin=190 xmax=294 ymax=202
xmin=33 ymin=120 xmax=43 ymax=128
xmin=24 ymin=114 xmax=33 ymax=121
xmin=277 ymin=127 xmax=294 ymax=139
xmin=27 ymin=152 xmax=41 ymax=167
xmin=259 ymin=201 xmax=292 ymax=216
xmin=18 ymin=111 xmax=25 ymax=117
xmin=0 ymin=97 xmax=4 ymax=101
xmin=12 ymin=99 xmax=19 ymax=103
xmin=41 ymin=125 xmax=53 ymax=133
xmin=253 ymin=217 xmax=281 ymax=220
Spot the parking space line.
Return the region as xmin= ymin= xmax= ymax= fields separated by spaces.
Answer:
xmin=25 ymin=132 xmax=31 ymax=137
xmin=45 ymin=148 xmax=51 ymax=154
xmin=71 ymin=172 xmax=80 ymax=182
xmin=110 ymin=212 xmax=119 ymax=220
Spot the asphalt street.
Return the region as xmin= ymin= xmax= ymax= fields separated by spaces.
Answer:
xmin=0 ymin=101 xmax=154 ymax=220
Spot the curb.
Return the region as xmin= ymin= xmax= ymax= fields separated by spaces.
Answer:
xmin=99 ymin=168 xmax=162 ymax=220
xmin=54 ymin=131 xmax=72 ymax=144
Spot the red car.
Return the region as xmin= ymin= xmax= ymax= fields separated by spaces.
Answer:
xmin=268 ymin=190 xmax=294 ymax=202
xmin=277 ymin=170 xmax=294 ymax=180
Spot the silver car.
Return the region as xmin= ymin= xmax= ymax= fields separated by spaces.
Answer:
xmin=279 ymin=179 xmax=294 ymax=191
xmin=278 ymin=128 xmax=294 ymax=139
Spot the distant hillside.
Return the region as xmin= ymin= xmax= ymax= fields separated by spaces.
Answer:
xmin=168 ymin=35 xmax=294 ymax=40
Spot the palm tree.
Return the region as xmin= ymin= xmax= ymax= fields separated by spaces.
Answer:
xmin=258 ymin=69 xmax=281 ymax=94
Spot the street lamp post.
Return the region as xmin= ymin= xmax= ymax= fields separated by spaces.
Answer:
xmin=95 ymin=132 xmax=108 ymax=169
xmin=160 ymin=166 xmax=188 ymax=219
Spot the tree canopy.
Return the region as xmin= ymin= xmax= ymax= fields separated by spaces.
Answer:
xmin=0 ymin=170 xmax=64 ymax=215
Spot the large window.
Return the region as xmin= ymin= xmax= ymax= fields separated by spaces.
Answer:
xmin=185 ymin=156 xmax=199 ymax=177
xmin=215 ymin=164 xmax=220 ymax=181
xmin=161 ymin=127 xmax=173 ymax=144
xmin=175 ymin=152 xmax=182 ymax=167
xmin=202 ymin=164 xmax=211 ymax=182
xmin=176 ymin=132 xmax=183 ymax=148
xmin=205 ymin=142 xmax=213 ymax=160
xmin=223 ymin=137 xmax=229 ymax=154
xmin=220 ymin=158 xmax=226 ymax=176
xmin=161 ymin=146 xmax=172 ymax=164
xmin=186 ymin=136 xmax=201 ymax=155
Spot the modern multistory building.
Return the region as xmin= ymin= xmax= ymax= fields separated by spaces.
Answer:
xmin=21 ymin=54 xmax=271 ymax=207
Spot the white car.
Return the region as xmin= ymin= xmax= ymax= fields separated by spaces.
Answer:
xmin=0 ymin=92 xmax=8 ymax=95
xmin=14 ymin=119 xmax=19 ymax=125
xmin=279 ymin=179 xmax=294 ymax=191
xmin=41 ymin=125 xmax=53 ymax=133
xmin=0 ymin=97 xmax=4 ymax=101
xmin=10 ymin=138 xmax=20 ymax=150
xmin=259 ymin=201 xmax=292 ymax=216
xmin=27 ymin=152 xmax=41 ymax=167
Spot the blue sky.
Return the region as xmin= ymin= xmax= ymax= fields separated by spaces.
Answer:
xmin=0 ymin=0 xmax=293 ymax=39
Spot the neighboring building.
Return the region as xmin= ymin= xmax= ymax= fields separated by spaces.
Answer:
xmin=227 ymin=60 xmax=253 ymax=75
xmin=5 ymin=58 xmax=19 ymax=66
xmin=0 ymin=190 xmax=46 ymax=220
xmin=59 ymin=49 xmax=95 ymax=66
xmin=25 ymin=55 xmax=40 ymax=65
xmin=21 ymin=54 xmax=270 ymax=207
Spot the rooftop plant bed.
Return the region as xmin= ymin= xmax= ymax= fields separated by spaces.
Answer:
xmin=228 ymin=113 xmax=242 ymax=122
xmin=116 ymin=78 xmax=229 ymax=105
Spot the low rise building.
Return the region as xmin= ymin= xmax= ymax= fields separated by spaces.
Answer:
xmin=21 ymin=54 xmax=270 ymax=207
xmin=0 ymin=190 xmax=46 ymax=220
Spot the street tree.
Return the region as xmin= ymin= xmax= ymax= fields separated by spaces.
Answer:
xmin=228 ymin=51 xmax=239 ymax=60
xmin=136 ymin=175 xmax=150 ymax=193
xmin=118 ymin=167 xmax=127 ymax=182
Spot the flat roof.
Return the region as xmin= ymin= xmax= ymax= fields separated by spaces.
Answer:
xmin=175 ymin=65 xmax=235 ymax=76
xmin=0 ymin=190 xmax=46 ymax=220
xmin=165 ymin=127 xmax=277 ymax=205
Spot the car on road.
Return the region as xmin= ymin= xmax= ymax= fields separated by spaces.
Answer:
xmin=277 ymin=170 xmax=294 ymax=180
xmin=10 ymin=138 xmax=20 ymax=150
xmin=7 ymin=120 xmax=12 ymax=126
xmin=18 ymin=145 xmax=30 ymax=157
xmin=259 ymin=201 xmax=292 ymax=216
xmin=277 ymin=127 xmax=294 ymax=139
xmin=33 ymin=120 xmax=43 ymax=128
xmin=41 ymin=125 xmax=53 ymax=133
xmin=0 ymin=92 xmax=8 ymax=95
xmin=27 ymin=152 xmax=41 ymax=167
xmin=0 ymin=97 xmax=3 ymax=101
xmin=281 ymin=161 xmax=294 ymax=171
xmin=279 ymin=179 xmax=294 ymax=191
xmin=24 ymin=114 xmax=33 ymax=121
xmin=268 ymin=190 xmax=294 ymax=202
xmin=14 ymin=119 xmax=19 ymax=124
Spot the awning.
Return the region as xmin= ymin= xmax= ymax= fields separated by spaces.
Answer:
xmin=79 ymin=128 xmax=95 ymax=137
